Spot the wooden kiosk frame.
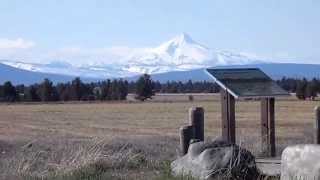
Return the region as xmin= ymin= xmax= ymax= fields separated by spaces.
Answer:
xmin=206 ymin=68 xmax=289 ymax=157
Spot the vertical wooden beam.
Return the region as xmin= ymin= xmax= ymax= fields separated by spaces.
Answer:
xmin=269 ymin=98 xmax=275 ymax=156
xmin=189 ymin=107 xmax=204 ymax=141
xmin=179 ymin=125 xmax=195 ymax=156
xmin=261 ymin=98 xmax=268 ymax=153
xmin=221 ymin=89 xmax=236 ymax=144
xmin=221 ymin=90 xmax=228 ymax=141
xmin=229 ymin=93 xmax=236 ymax=144
xmin=261 ymin=97 xmax=276 ymax=157
xmin=314 ymin=106 xmax=320 ymax=144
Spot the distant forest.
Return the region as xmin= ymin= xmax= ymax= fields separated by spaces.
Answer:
xmin=0 ymin=76 xmax=318 ymax=102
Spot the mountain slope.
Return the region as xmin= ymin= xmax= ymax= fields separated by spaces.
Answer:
xmin=123 ymin=33 xmax=215 ymax=74
xmin=1 ymin=33 xmax=318 ymax=84
xmin=1 ymin=62 xmax=320 ymax=84
xmin=122 ymin=33 xmax=262 ymax=74
xmin=129 ymin=63 xmax=320 ymax=82
xmin=0 ymin=60 xmax=133 ymax=79
xmin=0 ymin=33 xmax=262 ymax=78
xmin=0 ymin=63 xmax=99 ymax=85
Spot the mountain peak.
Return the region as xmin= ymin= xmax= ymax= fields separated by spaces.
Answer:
xmin=155 ymin=33 xmax=200 ymax=56
xmin=160 ymin=33 xmax=196 ymax=47
xmin=172 ymin=32 xmax=194 ymax=44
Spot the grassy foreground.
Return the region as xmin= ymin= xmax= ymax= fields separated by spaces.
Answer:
xmin=0 ymin=136 xmax=197 ymax=180
xmin=0 ymin=94 xmax=316 ymax=179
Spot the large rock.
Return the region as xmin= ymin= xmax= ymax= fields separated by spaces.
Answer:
xmin=281 ymin=144 xmax=320 ymax=180
xmin=171 ymin=140 xmax=258 ymax=180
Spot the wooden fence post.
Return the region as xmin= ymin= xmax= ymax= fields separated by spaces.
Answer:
xmin=314 ymin=106 xmax=320 ymax=144
xmin=189 ymin=107 xmax=204 ymax=141
xmin=221 ymin=90 xmax=236 ymax=143
xmin=179 ymin=125 xmax=195 ymax=156
xmin=261 ymin=98 xmax=276 ymax=157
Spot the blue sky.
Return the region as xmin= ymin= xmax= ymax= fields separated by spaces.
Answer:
xmin=0 ymin=0 xmax=320 ymax=63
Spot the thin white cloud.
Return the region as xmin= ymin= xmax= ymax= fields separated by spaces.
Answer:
xmin=0 ymin=38 xmax=35 ymax=49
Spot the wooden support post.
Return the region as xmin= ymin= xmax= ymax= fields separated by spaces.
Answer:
xmin=221 ymin=90 xmax=236 ymax=144
xmin=314 ymin=106 xmax=320 ymax=144
xmin=189 ymin=107 xmax=204 ymax=141
xmin=261 ymin=98 xmax=276 ymax=157
xmin=179 ymin=125 xmax=195 ymax=156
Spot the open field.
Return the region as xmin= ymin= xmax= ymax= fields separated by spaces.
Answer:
xmin=0 ymin=94 xmax=317 ymax=179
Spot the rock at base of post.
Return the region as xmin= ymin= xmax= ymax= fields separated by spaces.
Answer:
xmin=171 ymin=139 xmax=258 ymax=180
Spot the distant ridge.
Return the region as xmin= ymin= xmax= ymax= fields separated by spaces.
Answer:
xmin=1 ymin=62 xmax=320 ymax=84
xmin=130 ymin=63 xmax=320 ymax=82
xmin=0 ymin=63 xmax=99 ymax=85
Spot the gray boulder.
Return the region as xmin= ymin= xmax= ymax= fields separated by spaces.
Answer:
xmin=281 ymin=144 xmax=320 ymax=180
xmin=171 ymin=140 xmax=258 ymax=180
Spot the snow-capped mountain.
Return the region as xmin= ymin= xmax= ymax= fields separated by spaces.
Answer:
xmin=0 ymin=33 xmax=263 ymax=78
xmin=122 ymin=33 xmax=214 ymax=74
xmin=122 ymin=33 xmax=262 ymax=74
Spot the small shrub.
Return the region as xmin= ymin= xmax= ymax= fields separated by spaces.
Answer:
xmin=188 ymin=95 xmax=194 ymax=101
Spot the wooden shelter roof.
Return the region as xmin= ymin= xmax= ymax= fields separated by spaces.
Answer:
xmin=205 ymin=68 xmax=289 ymax=99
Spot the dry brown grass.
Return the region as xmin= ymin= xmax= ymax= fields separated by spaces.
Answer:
xmin=0 ymin=136 xmax=179 ymax=179
xmin=0 ymin=94 xmax=317 ymax=179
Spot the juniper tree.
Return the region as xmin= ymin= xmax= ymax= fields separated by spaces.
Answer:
xmin=135 ymin=74 xmax=154 ymax=101
xmin=2 ymin=81 xmax=17 ymax=102
xmin=100 ymin=79 xmax=111 ymax=100
xmin=25 ymin=85 xmax=40 ymax=101
xmin=306 ymin=80 xmax=317 ymax=100
xmin=39 ymin=78 xmax=56 ymax=101
xmin=70 ymin=77 xmax=84 ymax=101
xmin=296 ymin=79 xmax=308 ymax=100
xmin=119 ymin=79 xmax=128 ymax=100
